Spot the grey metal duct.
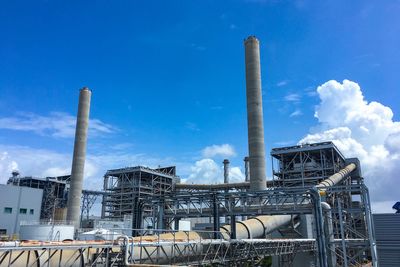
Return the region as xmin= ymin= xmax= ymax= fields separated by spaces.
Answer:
xmin=244 ymin=36 xmax=266 ymax=191
xmin=66 ymin=87 xmax=91 ymax=228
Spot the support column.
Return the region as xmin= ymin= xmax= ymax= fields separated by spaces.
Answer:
xmin=213 ymin=194 xmax=220 ymax=239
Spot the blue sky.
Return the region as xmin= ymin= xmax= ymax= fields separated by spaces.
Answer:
xmin=0 ymin=0 xmax=399 ymax=212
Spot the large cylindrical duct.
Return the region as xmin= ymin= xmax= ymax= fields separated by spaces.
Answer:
xmin=317 ymin=163 xmax=356 ymax=188
xmin=66 ymin=87 xmax=92 ymax=228
xmin=244 ymin=36 xmax=266 ymax=191
xmin=220 ymin=215 xmax=292 ymax=239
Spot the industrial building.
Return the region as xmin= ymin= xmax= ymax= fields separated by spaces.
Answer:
xmin=0 ymin=36 xmax=390 ymax=266
xmin=0 ymin=184 xmax=42 ymax=236
xmin=102 ymin=166 xmax=179 ymax=232
xmin=7 ymin=172 xmax=69 ymax=220
xmin=373 ymin=214 xmax=400 ymax=267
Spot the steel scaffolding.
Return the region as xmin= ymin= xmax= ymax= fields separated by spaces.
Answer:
xmin=271 ymin=142 xmax=347 ymax=188
xmin=171 ymin=142 xmax=376 ymax=266
xmin=7 ymin=175 xmax=69 ymax=220
xmin=101 ymin=166 xmax=179 ymax=231
xmin=80 ymin=190 xmax=105 ymax=222
xmin=270 ymin=142 xmax=375 ymax=266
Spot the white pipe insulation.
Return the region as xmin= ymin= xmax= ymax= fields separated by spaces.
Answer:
xmin=219 ymin=163 xmax=357 ymax=240
xmin=220 ymin=215 xmax=293 ymax=239
xmin=317 ymin=163 xmax=356 ymax=188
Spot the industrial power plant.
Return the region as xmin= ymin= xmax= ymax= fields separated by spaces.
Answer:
xmin=0 ymin=36 xmax=397 ymax=267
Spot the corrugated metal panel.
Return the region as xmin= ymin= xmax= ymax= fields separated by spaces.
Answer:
xmin=373 ymin=214 xmax=400 ymax=267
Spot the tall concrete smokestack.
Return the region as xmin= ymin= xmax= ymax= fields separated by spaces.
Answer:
xmin=223 ymin=159 xmax=230 ymax=184
xmin=244 ymin=36 xmax=266 ymax=191
xmin=66 ymin=87 xmax=91 ymax=228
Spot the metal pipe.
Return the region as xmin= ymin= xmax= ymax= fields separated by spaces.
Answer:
xmin=175 ymin=181 xmax=274 ymax=191
xmin=66 ymin=87 xmax=91 ymax=229
xmin=244 ymin=36 xmax=267 ymax=191
xmin=321 ymin=202 xmax=336 ymax=267
xmin=309 ymin=187 xmax=329 ymax=267
xmin=317 ymin=163 xmax=356 ymax=188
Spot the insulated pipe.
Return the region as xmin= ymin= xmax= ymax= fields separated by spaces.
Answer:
xmin=175 ymin=181 xmax=274 ymax=191
xmin=223 ymin=159 xmax=230 ymax=184
xmin=245 ymin=36 xmax=267 ymax=191
xmin=317 ymin=163 xmax=356 ymax=188
xmin=67 ymin=87 xmax=91 ymax=229
xmin=220 ymin=215 xmax=292 ymax=239
xmin=129 ymin=232 xmax=203 ymax=264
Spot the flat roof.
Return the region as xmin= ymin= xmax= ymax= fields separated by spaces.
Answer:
xmin=271 ymin=141 xmax=345 ymax=160
xmin=105 ymin=166 xmax=178 ymax=179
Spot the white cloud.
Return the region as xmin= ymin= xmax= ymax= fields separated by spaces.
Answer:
xmin=185 ymin=158 xmax=244 ymax=184
xmin=0 ymin=152 xmax=18 ymax=182
xmin=0 ymin=145 xmax=72 ymax=184
xmin=300 ymin=80 xmax=400 ymax=212
xmin=284 ymin=93 xmax=301 ymax=102
xmin=201 ymin=144 xmax=236 ymax=158
xmin=371 ymin=201 xmax=398 ymax=214
xmin=229 ymin=166 xmax=245 ymax=182
xmin=186 ymin=159 xmax=220 ymax=183
xmin=0 ymin=112 xmax=114 ymax=138
xmin=290 ymin=109 xmax=303 ymax=117
xmin=276 ymin=80 xmax=289 ymax=87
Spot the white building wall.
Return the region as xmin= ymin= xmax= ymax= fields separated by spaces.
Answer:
xmin=0 ymin=184 xmax=43 ymax=236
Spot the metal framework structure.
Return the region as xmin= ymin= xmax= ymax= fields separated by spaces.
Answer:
xmin=271 ymin=142 xmax=347 ymax=188
xmin=101 ymin=166 xmax=179 ymax=230
xmin=325 ymin=185 xmax=376 ymax=266
xmin=80 ymin=190 xmax=105 ymax=222
xmin=145 ymin=185 xmax=375 ymax=264
xmin=169 ymin=142 xmax=376 ymax=266
xmin=269 ymin=142 xmax=374 ymax=266
xmin=7 ymin=175 xmax=70 ymax=220
xmin=7 ymin=176 xmax=104 ymax=223
xmin=0 ymin=232 xmax=317 ymax=266
xmin=2 ymin=142 xmax=376 ymax=266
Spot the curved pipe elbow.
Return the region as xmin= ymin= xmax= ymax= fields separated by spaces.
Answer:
xmin=321 ymin=202 xmax=331 ymax=211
